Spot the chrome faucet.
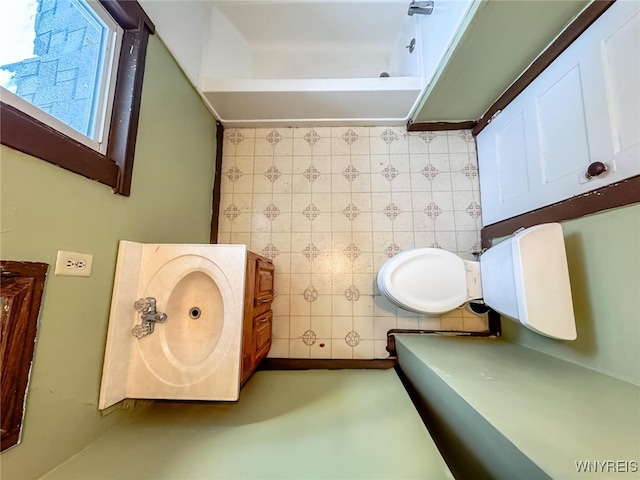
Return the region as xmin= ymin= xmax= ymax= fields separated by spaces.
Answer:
xmin=132 ymin=297 xmax=167 ymax=338
xmin=408 ymin=0 xmax=434 ymax=16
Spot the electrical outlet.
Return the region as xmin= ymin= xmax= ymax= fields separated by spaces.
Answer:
xmin=54 ymin=250 xmax=94 ymax=277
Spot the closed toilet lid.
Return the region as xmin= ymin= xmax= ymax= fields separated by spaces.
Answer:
xmin=379 ymin=248 xmax=467 ymax=314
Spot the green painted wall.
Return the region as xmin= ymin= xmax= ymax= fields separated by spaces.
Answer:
xmin=0 ymin=36 xmax=217 ymax=479
xmin=413 ymin=0 xmax=590 ymax=123
xmin=502 ymin=204 xmax=640 ymax=386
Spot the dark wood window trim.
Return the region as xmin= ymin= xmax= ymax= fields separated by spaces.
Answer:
xmin=406 ymin=121 xmax=478 ymax=132
xmin=481 ymin=175 xmax=640 ymax=248
xmin=259 ymin=358 xmax=397 ymax=370
xmin=1 ymin=261 xmax=48 ymax=452
xmin=0 ymin=1 xmax=155 ymax=197
xmin=472 ymin=0 xmax=616 ymax=136
xmin=210 ymin=122 xmax=225 ymax=244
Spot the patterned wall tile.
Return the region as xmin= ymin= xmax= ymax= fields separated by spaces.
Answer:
xmin=352 ymin=296 xmax=374 ymax=317
xmin=290 ymin=339 xmax=310 ymax=358
xmin=218 ymin=127 xmax=488 ymax=360
xmin=308 ymin=338 xmax=330 ymax=358
xmin=353 ymin=340 xmax=375 ymax=359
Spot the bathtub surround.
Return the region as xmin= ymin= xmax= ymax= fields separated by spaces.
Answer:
xmin=0 ymin=36 xmax=217 ymax=479
xmin=138 ymin=0 xmax=590 ymax=127
xmin=218 ymin=127 xmax=488 ymax=359
xmin=140 ymin=0 xmax=476 ymax=126
xmin=199 ymin=1 xmax=425 ymax=124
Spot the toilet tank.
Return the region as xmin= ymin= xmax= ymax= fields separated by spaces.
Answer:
xmin=480 ymin=223 xmax=577 ymax=340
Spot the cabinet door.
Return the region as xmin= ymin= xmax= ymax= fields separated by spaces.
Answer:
xmin=0 ymin=262 xmax=47 ymax=452
xmin=477 ymin=1 xmax=640 ymax=225
xmin=240 ymin=253 xmax=274 ymax=387
xmin=253 ymin=310 xmax=272 ymax=362
xmin=254 ymin=258 xmax=274 ymax=308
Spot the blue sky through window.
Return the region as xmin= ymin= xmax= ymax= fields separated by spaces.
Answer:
xmin=0 ymin=0 xmax=111 ymax=139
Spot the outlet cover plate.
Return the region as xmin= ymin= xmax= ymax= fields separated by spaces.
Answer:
xmin=54 ymin=250 xmax=94 ymax=277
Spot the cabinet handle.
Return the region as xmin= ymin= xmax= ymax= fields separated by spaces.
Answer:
xmin=585 ymin=161 xmax=607 ymax=179
xmin=258 ymin=298 xmax=270 ymax=304
xmin=257 ymin=317 xmax=269 ymax=324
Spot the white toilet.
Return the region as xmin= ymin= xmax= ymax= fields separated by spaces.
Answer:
xmin=377 ymin=223 xmax=577 ymax=340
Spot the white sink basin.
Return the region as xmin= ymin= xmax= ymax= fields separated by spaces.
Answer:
xmin=99 ymin=242 xmax=247 ymax=410
xmin=161 ymin=267 xmax=224 ymax=367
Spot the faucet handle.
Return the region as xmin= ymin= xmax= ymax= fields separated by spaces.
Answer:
xmin=407 ymin=0 xmax=434 ymax=16
xmin=134 ymin=297 xmax=153 ymax=312
xmin=132 ymin=323 xmax=151 ymax=338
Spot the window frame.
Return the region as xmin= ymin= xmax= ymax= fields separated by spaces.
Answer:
xmin=0 ymin=0 xmax=155 ymax=197
xmin=1 ymin=0 xmax=122 ymax=154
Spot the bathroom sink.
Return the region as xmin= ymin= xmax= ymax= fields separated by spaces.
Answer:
xmin=99 ymin=243 xmax=247 ymax=409
xmin=136 ymin=255 xmax=231 ymax=387
xmin=163 ymin=269 xmax=224 ymax=366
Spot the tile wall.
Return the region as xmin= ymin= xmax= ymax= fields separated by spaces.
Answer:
xmin=218 ymin=127 xmax=488 ymax=359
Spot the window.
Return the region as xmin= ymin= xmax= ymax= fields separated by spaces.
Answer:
xmin=1 ymin=0 xmax=121 ymax=152
xmin=0 ymin=0 xmax=155 ymax=196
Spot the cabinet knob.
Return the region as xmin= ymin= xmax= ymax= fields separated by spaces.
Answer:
xmin=585 ymin=161 xmax=607 ymax=179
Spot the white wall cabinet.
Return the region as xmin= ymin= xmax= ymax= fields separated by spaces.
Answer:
xmin=477 ymin=0 xmax=640 ymax=226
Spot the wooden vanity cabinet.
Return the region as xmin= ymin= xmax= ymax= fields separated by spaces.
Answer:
xmin=241 ymin=252 xmax=274 ymax=386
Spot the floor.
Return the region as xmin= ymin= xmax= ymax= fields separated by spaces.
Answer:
xmin=41 ymin=370 xmax=452 ymax=480
xmin=217 ymin=127 xmax=488 ymax=360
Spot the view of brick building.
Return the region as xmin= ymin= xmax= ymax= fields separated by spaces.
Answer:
xmin=0 ymin=0 xmax=108 ymax=136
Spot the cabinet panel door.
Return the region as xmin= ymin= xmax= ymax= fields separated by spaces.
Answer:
xmin=0 ymin=261 xmax=47 ymax=452
xmin=254 ymin=259 xmax=274 ymax=307
xmin=478 ymin=1 xmax=640 ymax=225
xmin=253 ymin=310 xmax=272 ymax=360
xmin=1 ymin=279 xmax=34 ymax=451
xmin=601 ymin=11 xmax=640 ymax=156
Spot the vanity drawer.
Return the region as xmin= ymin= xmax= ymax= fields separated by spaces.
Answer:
xmin=254 ymin=258 xmax=274 ymax=307
xmin=254 ymin=310 xmax=272 ymax=358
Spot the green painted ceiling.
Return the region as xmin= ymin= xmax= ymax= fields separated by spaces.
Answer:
xmin=413 ymin=0 xmax=591 ymax=123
